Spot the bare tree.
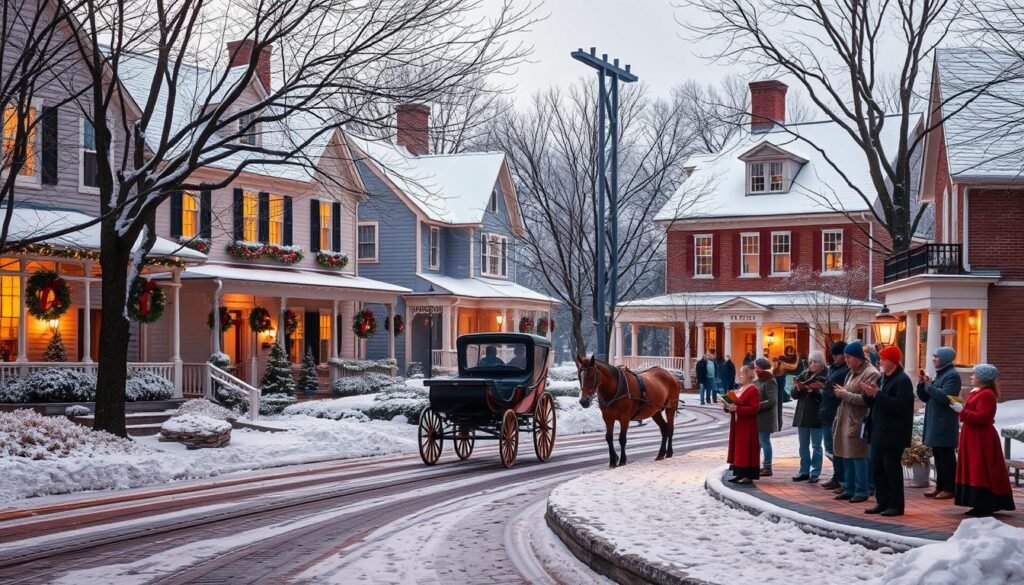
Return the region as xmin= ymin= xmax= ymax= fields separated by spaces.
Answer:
xmin=678 ymin=0 xmax=981 ymax=253
xmin=773 ymin=265 xmax=870 ymax=351
xmin=56 ymin=0 xmax=536 ymax=436
xmin=489 ymin=81 xmax=701 ymax=356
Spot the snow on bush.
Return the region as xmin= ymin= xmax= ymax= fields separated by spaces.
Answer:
xmin=328 ymin=358 xmax=397 ymax=373
xmin=553 ymin=396 xmax=606 ymax=435
xmin=175 ymin=399 xmax=236 ymax=421
xmin=0 ymin=410 xmax=147 ymax=460
xmin=0 ymin=379 xmax=29 ymax=403
xmin=259 ymin=393 xmax=297 ymax=416
xmin=1002 ymin=422 xmax=1024 ymax=443
xmin=64 ymin=404 xmax=92 ymax=417
xmin=161 ymin=414 xmax=232 ymax=437
xmin=15 ymin=369 xmax=96 ymax=402
xmin=359 ymin=384 xmax=428 ymax=424
xmin=125 ymin=370 xmax=174 ymax=401
xmin=282 ymin=399 xmax=371 ymax=422
xmin=332 ymin=372 xmax=407 ymax=397
xmin=547 ymin=379 xmax=580 ymax=397
xmin=874 ymin=517 xmax=1024 ymax=584
xmin=548 ymin=364 xmax=579 ymax=382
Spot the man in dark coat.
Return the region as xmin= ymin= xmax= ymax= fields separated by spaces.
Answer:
xmin=819 ymin=342 xmax=849 ymax=491
xmin=862 ymin=345 xmax=915 ymax=516
xmin=790 ymin=351 xmax=827 ymax=482
xmin=696 ymin=353 xmax=709 ymax=404
xmin=916 ymin=346 xmax=962 ymax=499
xmin=720 ymin=355 xmax=737 ymax=391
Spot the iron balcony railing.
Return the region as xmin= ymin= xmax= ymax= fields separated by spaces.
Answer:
xmin=884 ymin=243 xmax=963 ymax=283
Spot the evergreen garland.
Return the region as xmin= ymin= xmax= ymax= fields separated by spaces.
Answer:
xmin=43 ymin=331 xmax=68 ymax=362
xmin=259 ymin=342 xmax=295 ymax=396
xmin=298 ymin=348 xmax=320 ymax=396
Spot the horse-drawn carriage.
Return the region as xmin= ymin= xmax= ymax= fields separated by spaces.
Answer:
xmin=418 ymin=333 xmax=556 ymax=468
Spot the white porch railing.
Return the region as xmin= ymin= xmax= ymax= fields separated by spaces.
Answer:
xmin=208 ymin=363 xmax=261 ymax=420
xmin=0 ymin=361 xmax=174 ymax=382
xmin=182 ymin=363 xmax=209 ymax=398
xmin=619 ymin=356 xmax=687 ymax=371
xmin=431 ymin=349 xmax=458 ymax=369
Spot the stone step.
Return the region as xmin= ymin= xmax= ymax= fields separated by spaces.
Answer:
xmin=125 ymin=424 xmax=164 ymax=437
xmin=70 ymin=411 xmax=175 ymax=432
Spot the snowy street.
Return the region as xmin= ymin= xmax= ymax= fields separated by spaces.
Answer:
xmin=0 ymin=406 xmax=730 ymax=584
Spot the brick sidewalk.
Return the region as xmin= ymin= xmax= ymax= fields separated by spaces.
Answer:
xmin=741 ymin=457 xmax=1024 ymax=540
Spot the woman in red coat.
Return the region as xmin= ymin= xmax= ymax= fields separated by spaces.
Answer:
xmin=953 ymin=364 xmax=1016 ymax=516
xmin=726 ymin=364 xmax=761 ymax=485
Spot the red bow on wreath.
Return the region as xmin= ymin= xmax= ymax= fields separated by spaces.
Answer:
xmin=138 ymin=280 xmax=158 ymax=317
xmin=39 ymin=278 xmax=66 ymax=311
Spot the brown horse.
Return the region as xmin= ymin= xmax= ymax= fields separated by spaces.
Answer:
xmin=575 ymin=355 xmax=681 ymax=468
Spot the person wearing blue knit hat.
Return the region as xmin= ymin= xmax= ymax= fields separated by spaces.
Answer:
xmin=952 ymin=364 xmax=1015 ymax=516
xmin=916 ymin=347 xmax=962 ymax=499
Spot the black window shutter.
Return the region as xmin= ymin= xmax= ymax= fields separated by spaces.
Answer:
xmin=169 ymin=191 xmax=183 ymax=238
xmin=305 ymin=311 xmax=320 ymax=364
xmin=233 ymin=188 xmax=244 ymax=240
xmin=258 ymin=192 xmax=270 ymax=242
xmin=332 ymin=202 xmax=342 ymax=252
xmin=309 ymin=198 xmax=320 ymax=251
xmin=41 ymin=107 xmax=59 ymax=184
xmin=283 ymin=196 xmax=293 ymax=246
xmin=200 ymin=190 xmax=212 ymax=239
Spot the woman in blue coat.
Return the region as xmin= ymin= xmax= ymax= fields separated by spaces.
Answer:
xmin=916 ymin=347 xmax=962 ymax=499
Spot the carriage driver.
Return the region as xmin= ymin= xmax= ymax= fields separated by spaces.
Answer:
xmin=509 ymin=345 xmax=528 ymax=369
xmin=479 ymin=345 xmax=505 ymax=367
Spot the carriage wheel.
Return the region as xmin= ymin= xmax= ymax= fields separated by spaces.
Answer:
xmin=453 ymin=424 xmax=475 ymax=460
xmin=499 ymin=409 xmax=519 ymax=469
xmin=533 ymin=392 xmax=556 ymax=462
xmin=418 ymin=407 xmax=444 ymax=466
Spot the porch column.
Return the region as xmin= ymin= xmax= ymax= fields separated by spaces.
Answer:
xmin=387 ymin=303 xmax=396 ymax=360
xmin=614 ymin=321 xmax=625 ymax=364
xmin=403 ymin=306 xmax=412 ymax=371
xmin=546 ymin=308 xmax=554 ymax=341
xmin=925 ymin=309 xmax=942 ymax=379
xmin=696 ymin=322 xmax=705 ymax=357
xmin=331 ymin=300 xmax=339 ymax=360
xmin=682 ymin=321 xmax=691 ymax=388
xmin=979 ymin=309 xmax=988 ymax=363
xmin=17 ymin=259 xmax=26 ymax=364
xmin=669 ymin=326 xmax=676 ymax=357
xmin=171 ymin=269 xmax=182 ymax=398
xmin=82 ymin=264 xmax=93 ymax=363
xmin=905 ymin=311 xmax=919 ymax=384
xmin=442 ymin=305 xmax=453 ymax=351
xmin=723 ymin=320 xmax=733 ymax=361
xmin=630 ymin=323 xmax=639 ymax=357
xmin=755 ymin=321 xmax=764 ymax=359
xmin=277 ymin=297 xmax=288 ymax=345
xmin=806 ymin=324 xmax=819 ymax=358
xmin=211 ymin=279 xmax=223 ymax=355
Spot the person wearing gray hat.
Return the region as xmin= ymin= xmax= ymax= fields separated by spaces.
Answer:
xmin=952 ymin=364 xmax=1015 ymax=516
xmin=916 ymin=347 xmax=961 ymax=499
xmin=753 ymin=357 xmax=778 ymax=476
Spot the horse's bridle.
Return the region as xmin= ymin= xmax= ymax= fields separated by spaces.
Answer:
xmin=580 ymin=362 xmax=631 ymax=406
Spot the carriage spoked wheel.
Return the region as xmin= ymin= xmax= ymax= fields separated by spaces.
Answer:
xmin=532 ymin=392 xmax=556 ymax=462
xmin=499 ymin=409 xmax=519 ymax=468
xmin=418 ymin=407 xmax=444 ymax=466
xmin=453 ymin=424 xmax=475 ymax=460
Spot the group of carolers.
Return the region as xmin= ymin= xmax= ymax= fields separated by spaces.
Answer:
xmin=724 ymin=341 xmax=1016 ymax=518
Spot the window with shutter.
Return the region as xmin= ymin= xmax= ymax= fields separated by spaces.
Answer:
xmin=268 ymin=195 xmax=284 ymax=245
xmin=770 ymin=231 xmax=791 ymax=274
xmin=242 ymin=191 xmax=259 ymax=241
xmin=181 ymin=192 xmax=200 ymax=238
xmin=739 ymin=233 xmax=759 ymax=276
xmin=822 ymin=229 xmax=844 ymax=272
xmin=2 ymin=104 xmax=38 ymax=182
xmin=480 ymin=232 xmax=508 ymax=278
xmin=693 ymin=235 xmax=713 ymax=277
xmin=319 ymin=202 xmax=332 ymax=251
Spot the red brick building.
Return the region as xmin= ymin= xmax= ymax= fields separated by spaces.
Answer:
xmin=615 ymin=80 xmax=917 ymax=386
xmin=876 ymin=48 xmax=1023 ymax=400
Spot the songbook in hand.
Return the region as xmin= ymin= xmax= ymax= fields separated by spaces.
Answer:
xmin=947 ymin=395 xmax=963 ymax=405
xmin=718 ymin=390 xmax=740 ymax=405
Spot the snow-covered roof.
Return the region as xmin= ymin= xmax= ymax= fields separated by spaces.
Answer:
xmin=656 ymin=114 xmax=918 ymax=222
xmin=346 ymin=134 xmax=509 ymax=225
xmin=117 ymin=53 xmax=334 ymax=183
xmin=935 ymin=47 xmax=1024 ymax=180
xmin=181 ymin=263 xmax=410 ymax=293
xmin=413 ymin=273 xmax=558 ymax=304
xmin=3 ymin=206 xmax=205 ymax=261
xmin=619 ymin=291 xmax=880 ymax=310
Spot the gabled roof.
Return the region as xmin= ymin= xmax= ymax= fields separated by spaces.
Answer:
xmin=737 ymin=142 xmax=807 ymax=164
xmin=413 ymin=273 xmax=559 ymax=304
xmin=345 ymin=133 xmax=515 ymax=226
xmin=935 ymin=47 xmax=1024 ymax=180
xmin=656 ymin=114 xmax=918 ymax=222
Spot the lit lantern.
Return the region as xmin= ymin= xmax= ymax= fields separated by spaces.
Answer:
xmin=872 ymin=305 xmax=901 ymax=348
xmin=495 ymin=314 xmax=504 ymax=327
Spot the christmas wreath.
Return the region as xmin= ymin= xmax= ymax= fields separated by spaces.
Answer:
xmin=352 ymin=309 xmax=378 ymax=339
xmin=207 ymin=306 xmax=233 ymax=332
xmin=248 ymin=306 xmax=273 ymax=333
xmin=384 ymin=314 xmax=405 ymax=335
xmin=26 ymin=270 xmax=72 ymax=320
xmin=127 ymin=278 xmax=165 ymax=323
xmin=536 ymin=317 xmax=550 ymax=337
xmin=283 ymin=309 xmax=300 ymax=336
xmin=518 ymin=316 xmax=534 ymax=334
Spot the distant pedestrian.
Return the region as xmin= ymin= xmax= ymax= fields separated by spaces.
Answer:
xmin=916 ymin=347 xmax=962 ymax=499
xmin=720 ymin=354 xmax=737 ymax=391
xmin=832 ymin=341 xmax=879 ymax=504
xmin=820 ymin=342 xmax=850 ymax=492
xmin=754 ymin=357 xmax=778 ymax=477
xmin=743 ymin=352 xmax=755 ymax=367
xmin=953 ymin=364 xmax=1016 ymax=516
xmin=862 ymin=346 xmax=914 ymax=517
xmin=726 ymin=364 xmax=761 ymax=485
xmin=865 ymin=344 xmax=880 ymax=368
xmin=790 ymin=351 xmax=827 ymax=482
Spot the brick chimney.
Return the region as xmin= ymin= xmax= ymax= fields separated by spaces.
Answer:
xmin=227 ymin=39 xmax=273 ymax=91
xmin=395 ymin=104 xmax=430 ymax=156
xmin=749 ymin=80 xmax=787 ymax=132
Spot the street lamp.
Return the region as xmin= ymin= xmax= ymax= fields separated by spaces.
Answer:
xmin=495 ymin=313 xmax=504 ymax=330
xmin=425 ymin=316 xmax=433 ymax=378
xmin=872 ymin=305 xmax=901 ymax=348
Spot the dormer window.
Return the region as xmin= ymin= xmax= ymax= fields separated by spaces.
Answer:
xmin=739 ymin=143 xmax=807 ymax=196
xmin=750 ymin=161 xmax=785 ymax=193
xmin=238 ymin=112 xmax=257 ymax=145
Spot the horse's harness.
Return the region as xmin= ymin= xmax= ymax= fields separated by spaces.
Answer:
xmin=584 ymin=363 xmax=678 ymax=416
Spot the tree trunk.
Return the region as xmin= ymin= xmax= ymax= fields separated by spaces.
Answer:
xmin=571 ymin=306 xmax=586 ymax=358
xmin=92 ymin=227 xmax=132 ymax=437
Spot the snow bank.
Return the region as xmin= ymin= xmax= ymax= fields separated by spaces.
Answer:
xmin=282 ymin=400 xmax=370 ymax=422
xmin=548 ymin=365 xmax=579 ymax=382
xmin=875 ymin=518 xmax=1024 ymax=585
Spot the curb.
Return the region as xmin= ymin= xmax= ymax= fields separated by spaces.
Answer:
xmin=703 ymin=464 xmax=935 ymax=552
xmin=545 ymin=500 xmax=714 ymax=585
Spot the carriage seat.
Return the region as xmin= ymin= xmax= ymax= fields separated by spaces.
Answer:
xmin=491 ymin=375 xmax=531 ymax=403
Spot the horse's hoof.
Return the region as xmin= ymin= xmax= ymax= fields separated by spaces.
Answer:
xmin=666 ymin=453 xmax=674 ymax=458
xmin=655 ymin=454 xmax=666 ymax=461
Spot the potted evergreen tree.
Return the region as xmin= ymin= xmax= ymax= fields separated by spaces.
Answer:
xmin=259 ymin=343 xmax=296 ymax=415
xmin=298 ymin=348 xmax=320 ymax=396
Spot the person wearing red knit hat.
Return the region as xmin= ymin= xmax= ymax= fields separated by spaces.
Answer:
xmin=861 ymin=344 xmax=915 ymax=516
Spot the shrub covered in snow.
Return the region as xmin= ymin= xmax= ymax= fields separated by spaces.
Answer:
xmin=547 ymin=380 xmax=580 ymax=397
xmin=0 ymin=409 xmax=147 ymax=460
xmin=0 ymin=378 xmax=28 ymax=403
xmin=208 ymin=352 xmax=231 ymax=369
xmin=1003 ymin=422 xmax=1024 ymax=443
xmin=548 ymin=365 xmax=579 ymax=382
xmin=259 ymin=393 xmax=297 ymax=415
xmin=282 ymin=400 xmax=371 ymax=422
xmin=9 ymin=369 xmax=97 ymax=402
xmin=332 ymin=372 xmax=407 ymax=397
xmin=175 ymin=399 xmax=236 ymax=421
xmin=328 ymin=357 xmax=397 ymax=374
xmin=160 ymin=414 xmax=232 ymax=436
xmin=125 ymin=370 xmax=174 ymax=401
xmin=360 ymin=384 xmax=428 ymax=424
xmin=64 ymin=404 xmax=92 ymax=417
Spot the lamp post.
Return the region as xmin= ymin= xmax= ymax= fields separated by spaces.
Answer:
xmin=425 ymin=315 xmax=433 ymax=378
xmin=871 ymin=305 xmax=901 ymax=349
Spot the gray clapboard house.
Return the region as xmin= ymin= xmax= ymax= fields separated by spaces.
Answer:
xmin=347 ymin=105 xmax=558 ymax=373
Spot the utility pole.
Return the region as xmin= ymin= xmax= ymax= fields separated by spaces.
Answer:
xmin=571 ymin=47 xmax=638 ymax=362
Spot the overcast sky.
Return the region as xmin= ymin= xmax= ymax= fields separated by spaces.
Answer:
xmin=498 ymin=0 xmax=744 ymax=101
